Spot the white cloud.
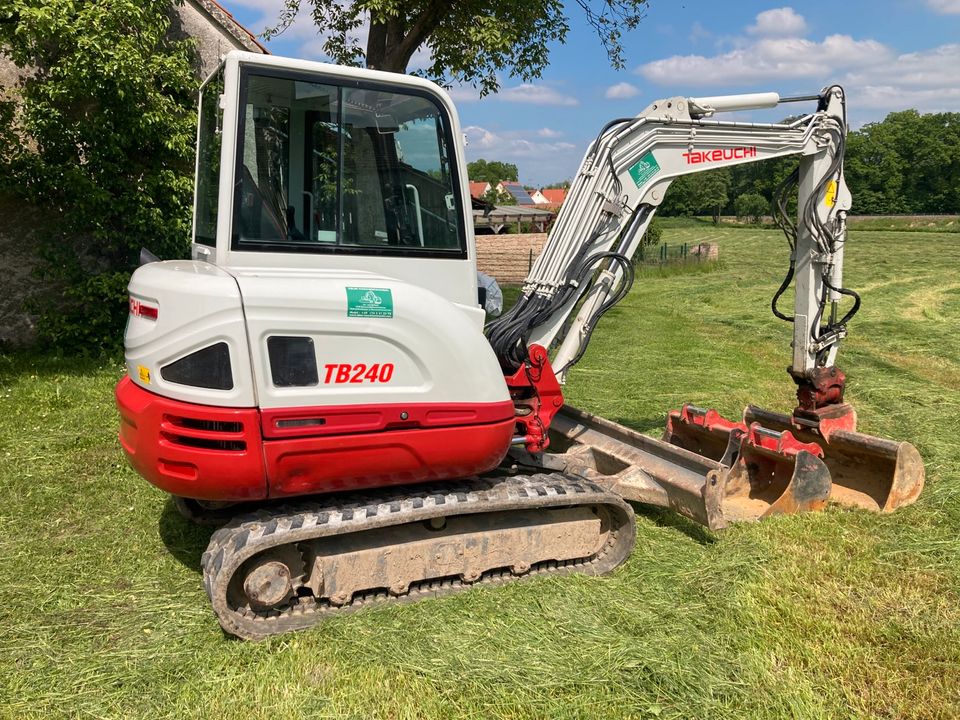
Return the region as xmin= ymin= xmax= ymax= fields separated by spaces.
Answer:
xmin=846 ymin=44 xmax=960 ymax=89
xmin=927 ymin=0 xmax=960 ymax=13
xmin=463 ymin=125 xmax=579 ymax=184
xmin=498 ymin=84 xmax=579 ymax=106
xmin=638 ymin=35 xmax=891 ymax=86
xmin=747 ymin=7 xmax=808 ymax=36
xmin=443 ymin=81 xmax=578 ymax=107
xmin=463 ymin=126 xmax=575 ymax=155
xmin=537 ymin=127 xmax=563 ymax=138
xmin=637 ymin=12 xmax=960 ymax=122
xmin=844 ymin=44 xmax=960 ymax=112
xmin=605 ymin=82 xmax=640 ymax=99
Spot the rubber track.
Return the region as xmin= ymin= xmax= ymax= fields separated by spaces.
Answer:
xmin=202 ymin=473 xmax=636 ymax=640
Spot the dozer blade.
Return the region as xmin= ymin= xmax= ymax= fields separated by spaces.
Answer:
xmin=743 ymin=405 xmax=924 ymax=512
xmin=546 ymin=405 xmax=832 ymax=531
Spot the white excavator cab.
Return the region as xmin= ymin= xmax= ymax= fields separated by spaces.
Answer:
xmin=192 ymin=53 xmax=479 ymax=309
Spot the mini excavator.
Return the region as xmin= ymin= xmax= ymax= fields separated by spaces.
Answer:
xmin=116 ymin=52 xmax=924 ymax=639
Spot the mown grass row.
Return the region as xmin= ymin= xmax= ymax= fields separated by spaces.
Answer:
xmin=1 ymin=226 xmax=958 ymax=719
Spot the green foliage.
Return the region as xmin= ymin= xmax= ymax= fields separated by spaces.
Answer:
xmin=661 ymin=168 xmax=732 ymax=224
xmin=481 ymin=186 xmax=517 ymax=206
xmin=846 ymin=110 xmax=960 ymax=214
xmin=628 ymin=218 xmax=661 ymax=265
xmin=267 ymin=0 xmax=650 ymax=95
xmin=32 ymin=271 xmax=131 ymax=353
xmin=735 ymin=193 xmax=769 ymax=223
xmin=660 ymin=169 xmax=730 ymax=224
xmin=641 ymin=217 xmax=662 ymax=246
xmin=0 ymin=0 xmax=198 ymax=354
xmin=468 ymin=158 xmax=518 ymax=184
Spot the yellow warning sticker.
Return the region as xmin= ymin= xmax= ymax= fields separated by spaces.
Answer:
xmin=825 ymin=179 xmax=838 ymax=207
xmin=138 ymin=365 xmax=151 ymax=384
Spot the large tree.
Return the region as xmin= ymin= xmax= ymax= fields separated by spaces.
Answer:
xmin=267 ymin=0 xmax=650 ymax=95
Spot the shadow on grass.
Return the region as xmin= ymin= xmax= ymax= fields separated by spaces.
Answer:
xmin=158 ymin=498 xmax=215 ymax=574
xmin=631 ymin=502 xmax=718 ymax=546
xmin=0 ymin=349 xmax=122 ymax=382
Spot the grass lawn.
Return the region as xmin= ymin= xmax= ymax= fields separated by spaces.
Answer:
xmin=2 ymin=224 xmax=959 ymax=719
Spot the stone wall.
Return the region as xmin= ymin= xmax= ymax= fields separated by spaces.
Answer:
xmin=170 ymin=0 xmax=266 ymax=78
xmin=475 ymin=233 xmax=547 ymax=285
xmin=0 ymin=194 xmax=45 ymax=348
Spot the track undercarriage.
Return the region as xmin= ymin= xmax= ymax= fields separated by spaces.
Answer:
xmin=201 ymin=472 xmax=635 ymax=640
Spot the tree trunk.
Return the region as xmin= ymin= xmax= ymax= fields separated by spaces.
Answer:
xmin=365 ymin=2 xmax=444 ymax=73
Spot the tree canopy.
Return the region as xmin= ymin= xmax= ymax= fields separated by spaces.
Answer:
xmin=468 ymin=158 xmax=518 ymax=184
xmin=267 ymin=0 xmax=650 ymax=95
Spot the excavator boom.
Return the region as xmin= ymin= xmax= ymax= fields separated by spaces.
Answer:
xmin=489 ymin=84 xmax=923 ymax=525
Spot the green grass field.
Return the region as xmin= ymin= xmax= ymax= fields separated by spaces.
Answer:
xmin=2 ymin=224 xmax=959 ymax=719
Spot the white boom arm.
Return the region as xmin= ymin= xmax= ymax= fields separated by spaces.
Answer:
xmin=486 ymin=86 xmax=852 ymax=386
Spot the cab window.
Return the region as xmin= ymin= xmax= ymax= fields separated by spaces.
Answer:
xmin=230 ymin=71 xmax=464 ymax=257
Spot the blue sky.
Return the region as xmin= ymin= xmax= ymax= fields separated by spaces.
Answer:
xmin=223 ymin=0 xmax=960 ymax=185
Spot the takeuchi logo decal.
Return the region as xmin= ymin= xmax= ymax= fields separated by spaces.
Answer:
xmin=683 ymin=146 xmax=757 ymax=164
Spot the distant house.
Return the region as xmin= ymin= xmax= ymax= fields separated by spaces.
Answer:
xmin=540 ymin=188 xmax=567 ymax=205
xmin=496 ymin=181 xmax=536 ymax=205
xmin=529 ymin=187 xmax=567 ymax=210
xmin=469 ymin=181 xmax=492 ymax=199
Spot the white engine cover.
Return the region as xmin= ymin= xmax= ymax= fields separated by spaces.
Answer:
xmin=125 ymin=261 xmax=510 ymax=410
xmin=233 ymin=268 xmax=509 ymax=409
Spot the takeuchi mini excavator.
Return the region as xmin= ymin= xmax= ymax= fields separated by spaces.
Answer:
xmin=116 ymin=52 xmax=924 ymax=639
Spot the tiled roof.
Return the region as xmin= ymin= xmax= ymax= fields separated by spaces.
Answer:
xmin=199 ymin=0 xmax=270 ymax=53
xmin=540 ymin=188 xmax=567 ymax=204
xmin=469 ymin=181 xmax=491 ymax=198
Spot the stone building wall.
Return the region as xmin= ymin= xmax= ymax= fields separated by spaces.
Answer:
xmin=0 ymin=194 xmax=46 ymax=348
xmin=170 ymin=0 xmax=267 ymax=78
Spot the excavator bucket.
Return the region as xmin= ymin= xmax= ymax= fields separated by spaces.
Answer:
xmin=546 ymin=406 xmax=833 ymax=531
xmin=664 ymin=404 xmax=924 ymax=515
xmin=742 ymin=405 xmax=925 ymax=512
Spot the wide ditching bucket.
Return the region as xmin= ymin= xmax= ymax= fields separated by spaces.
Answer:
xmin=742 ymin=405 xmax=924 ymax=512
xmin=665 ymin=404 xmax=924 ymax=515
xmin=547 ymin=406 xmax=834 ymax=531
